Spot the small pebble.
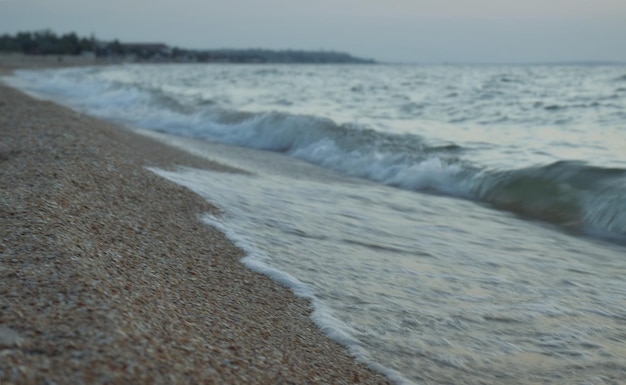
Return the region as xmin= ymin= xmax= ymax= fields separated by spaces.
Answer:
xmin=0 ymin=326 xmax=23 ymax=348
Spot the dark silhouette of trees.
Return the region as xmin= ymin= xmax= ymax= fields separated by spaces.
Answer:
xmin=0 ymin=30 xmax=375 ymax=64
xmin=0 ymin=30 xmax=93 ymax=55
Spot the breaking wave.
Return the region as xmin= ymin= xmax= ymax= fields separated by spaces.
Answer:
xmin=6 ymin=67 xmax=626 ymax=240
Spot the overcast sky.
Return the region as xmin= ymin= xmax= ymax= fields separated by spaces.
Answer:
xmin=2 ymin=0 xmax=625 ymax=63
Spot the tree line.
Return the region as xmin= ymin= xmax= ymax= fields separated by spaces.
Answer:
xmin=0 ymin=30 xmax=150 ymax=57
xmin=0 ymin=30 xmax=96 ymax=55
xmin=0 ymin=30 xmax=375 ymax=64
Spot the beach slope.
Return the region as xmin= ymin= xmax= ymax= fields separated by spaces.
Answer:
xmin=0 ymin=83 xmax=391 ymax=384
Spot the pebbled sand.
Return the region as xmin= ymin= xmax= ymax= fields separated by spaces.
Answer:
xmin=0 ymin=78 xmax=392 ymax=384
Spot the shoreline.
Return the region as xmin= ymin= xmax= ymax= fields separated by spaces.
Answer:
xmin=0 ymin=53 xmax=114 ymax=75
xmin=0 ymin=74 xmax=392 ymax=383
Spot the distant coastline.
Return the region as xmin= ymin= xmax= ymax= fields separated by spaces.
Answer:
xmin=0 ymin=30 xmax=376 ymax=64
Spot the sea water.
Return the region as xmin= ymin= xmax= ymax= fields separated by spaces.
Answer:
xmin=5 ymin=63 xmax=626 ymax=384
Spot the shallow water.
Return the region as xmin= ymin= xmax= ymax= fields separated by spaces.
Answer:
xmin=5 ymin=63 xmax=626 ymax=384
xmin=150 ymin=135 xmax=626 ymax=385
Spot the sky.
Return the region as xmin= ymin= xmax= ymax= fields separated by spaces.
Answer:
xmin=1 ymin=0 xmax=625 ymax=63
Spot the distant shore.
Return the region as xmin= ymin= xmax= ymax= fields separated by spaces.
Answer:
xmin=0 ymin=52 xmax=111 ymax=74
xmin=0 ymin=60 xmax=391 ymax=383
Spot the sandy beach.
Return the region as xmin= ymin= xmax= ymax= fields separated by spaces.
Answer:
xmin=0 ymin=61 xmax=392 ymax=384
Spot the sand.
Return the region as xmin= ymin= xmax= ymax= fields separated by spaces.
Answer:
xmin=0 ymin=66 xmax=393 ymax=384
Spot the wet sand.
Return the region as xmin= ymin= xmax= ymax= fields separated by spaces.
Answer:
xmin=0 ymin=65 xmax=392 ymax=384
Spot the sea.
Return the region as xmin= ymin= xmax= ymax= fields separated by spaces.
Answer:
xmin=5 ymin=63 xmax=626 ymax=385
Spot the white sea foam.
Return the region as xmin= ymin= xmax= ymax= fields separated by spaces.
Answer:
xmin=200 ymin=214 xmax=315 ymax=300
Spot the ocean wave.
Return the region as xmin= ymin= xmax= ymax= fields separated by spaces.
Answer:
xmin=184 ymin=110 xmax=626 ymax=239
xmin=471 ymin=162 xmax=626 ymax=238
xmin=7 ymin=67 xmax=626 ymax=241
xmin=152 ymin=104 xmax=626 ymax=240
